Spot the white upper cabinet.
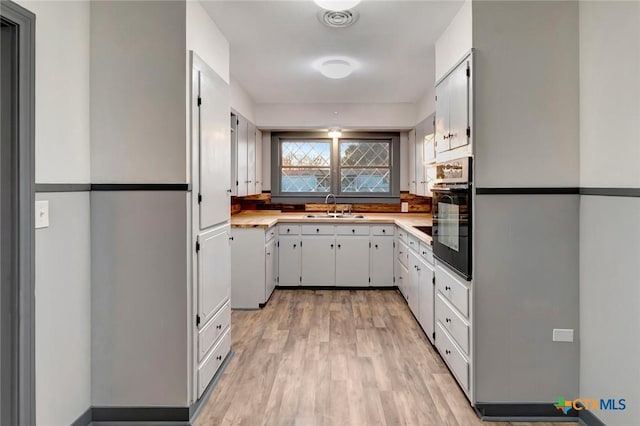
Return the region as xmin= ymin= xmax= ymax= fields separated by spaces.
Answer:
xmin=435 ymin=56 xmax=471 ymax=158
xmin=197 ymin=67 xmax=231 ymax=229
xmin=231 ymin=113 xmax=262 ymax=197
xmin=412 ymin=115 xmax=435 ymax=197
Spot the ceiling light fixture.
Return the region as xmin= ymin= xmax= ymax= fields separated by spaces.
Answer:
xmin=314 ymin=0 xmax=361 ymax=12
xmin=313 ymin=57 xmax=359 ymax=79
xmin=328 ymin=129 xmax=342 ymax=138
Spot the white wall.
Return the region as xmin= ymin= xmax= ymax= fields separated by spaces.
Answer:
xmin=90 ymin=0 xmax=187 ymax=183
xmin=15 ymin=1 xmax=93 ymax=425
xmin=472 ymin=0 xmax=579 ymax=187
xmin=435 ymin=0 xmax=471 ymax=82
xmin=579 ymin=3 xmax=640 ymax=425
xmin=17 ymin=0 xmax=91 ymax=183
xmin=579 ymin=1 xmax=640 ymax=188
xmin=186 ymin=0 xmax=229 ymax=85
xmin=415 ymin=86 xmax=436 ymax=125
xmin=254 ymin=102 xmax=417 ymax=130
xmin=231 ymin=77 xmax=256 ymax=123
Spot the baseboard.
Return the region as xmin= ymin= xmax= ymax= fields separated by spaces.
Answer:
xmin=275 ymin=285 xmax=399 ymax=291
xmin=475 ymin=403 xmax=579 ymax=421
xmin=73 ymin=352 xmax=234 ymax=425
xmin=579 ymin=409 xmax=608 ymax=426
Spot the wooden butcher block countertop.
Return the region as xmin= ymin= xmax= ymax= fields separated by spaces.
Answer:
xmin=230 ymin=211 xmax=433 ymax=245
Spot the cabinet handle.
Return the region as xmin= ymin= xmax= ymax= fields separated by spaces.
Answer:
xmin=287 ymin=228 xmax=290 ymax=233
xmin=245 ymin=180 xmax=252 ymax=183
xmin=445 ymin=286 xmax=451 ymax=291
xmin=445 ymin=349 xmax=451 ymax=355
xmin=293 ymin=244 xmax=297 ymax=248
xmin=316 ymin=228 xmax=320 ymax=233
xmin=266 ymin=252 xmax=271 ymax=256
xmin=337 ymin=244 xmax=341 ymax=248
xmin=216 ymin=355 xmax=222 ymax=361
xmin=330 ymin=244 xmax=334 ymax=248
xmin=422 ymin=251 xmax=426 ymax=255
xmin=382 ymin=229 xmax=386 ymax=233
xmin=445 ymin=318 xmax=451 ymax=323
xmin=375 ymin=244 xmax=378 ymax=249
xmin=216 ymin=324 xmax=222 ymax=329
xmin=229 ymin=236 xmax=234 ymax=241
xmin=352 ymin=229 xmax=355 ymax=233
xmin=226 ymin=189 xmax=232 ymax=193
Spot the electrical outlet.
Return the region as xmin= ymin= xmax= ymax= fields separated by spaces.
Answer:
xmin=35 ymin=200 xmax=49 ymax=229
xmin=553 ymin=328 xmax=574 ymax=342
xmin=401 ymin=202 xmax=409 ymax=213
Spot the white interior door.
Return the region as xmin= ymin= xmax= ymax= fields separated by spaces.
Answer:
xmin=448 ymin=60 xmax=470 ymax=150
xmin=301 ymin=236 xmax=335 ymax=286
xmin=198 ymin=226 xmax=231 ymax=326
xmin=335 ymin=237 xmax=370 ymax=286
xmin=197 ymin=68 xmax=230 ymax=230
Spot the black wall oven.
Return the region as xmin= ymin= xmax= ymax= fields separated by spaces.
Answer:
xmin=432 ymin=157 xmax=472 ymax=280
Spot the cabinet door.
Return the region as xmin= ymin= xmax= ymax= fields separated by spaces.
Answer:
xmin=265 ymin=239 xmax=276 ymax=300
xmin=335 ymin=237 xmax=370 ymax=286
xmin=435 ymin=77 xmax=450 ymax=154
xmin=423 ymin=124 xmax=436 ymax=165
xmin=448 ymin=60 xmax=470 ymax=150
xmin=236 ymin=115 xmax=248 ymax=196
xmin=408 ymin=128 xmax=417 ymax=194
xmin=370 ymin=237 xmax=394 ymax=286
xmin=408 ymin=252 xmax=420 ymax=316
xmin=230 ymin=114 xmax=238 ymax=196
xmin=198 ymin=69 xmax=230 ymax=229
xmin=247 ymin=122 xmax=256 ymax=195
xmin=255 ymin=129 xmax=263 ymax=194
xmin=419 ymin=259 xmax=435 ymax=343
xmin=301 ymin=236 xmax=335 ymax=286
xmin=278 ymin=236 xmax=300 ymax=286
xmin=398 ymin=261 xmax=409 ymax=300
xmin=198 ymin=226 xmax=231 ymax=326
xmin=415 ymin=120 xmax=427 ymax=196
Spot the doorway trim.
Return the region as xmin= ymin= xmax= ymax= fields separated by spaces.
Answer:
xmin=1 ymin=1 xmax=36 ymax=425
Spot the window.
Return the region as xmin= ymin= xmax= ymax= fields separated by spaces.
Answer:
xmin=272 ymin=132 xmax=400 ymax=202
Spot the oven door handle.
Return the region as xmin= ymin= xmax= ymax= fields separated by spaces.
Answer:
xmin=432 ymin=186 xmax=469 ymax=193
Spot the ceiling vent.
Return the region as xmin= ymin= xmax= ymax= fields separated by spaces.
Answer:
xmin=318 ymin=10 xmax=359 ymax=28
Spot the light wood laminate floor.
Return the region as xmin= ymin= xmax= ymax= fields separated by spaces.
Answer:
xmin=195 ymin=290 xmax=576 ymax=426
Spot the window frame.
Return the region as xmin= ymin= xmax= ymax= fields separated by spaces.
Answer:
xmin=271 ymin=131 xmax=400 ymax=203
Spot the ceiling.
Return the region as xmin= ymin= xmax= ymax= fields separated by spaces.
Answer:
xmin=201 ymin=0 xmax=464 ymax=104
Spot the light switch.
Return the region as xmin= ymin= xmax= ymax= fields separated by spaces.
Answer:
xmin=401 ymin=202 xmax=409 ymax=213
xmin=35 ymin=200 xmax=49 ymax=229
xmin=553 ymin=328 xmax=574 ymax=342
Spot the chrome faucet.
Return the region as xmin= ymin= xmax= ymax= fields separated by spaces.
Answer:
xmin=325 ymin=193 xmax=337 ymax=216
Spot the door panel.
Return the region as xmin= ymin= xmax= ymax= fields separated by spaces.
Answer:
xmin=370 ymin=237 xmax=394 ymax=286
xmin=247 ymin=122 xmax=256 ymax=195
xmin=448 ymin=61 xmax=469 ymax=150
xmin=265 ymin=239 xmax=276 ymax=299
xmin=278 ymin=236 xmax=300 ymax=286
xmin=435 ymin=78 xmax=450 ymax=153
xmin=301 ymin=236 xmax=335 ymax=286
xmin=236 ymin=115 xmax=248 ymax=196
xmin=408 ymin=252 xmax=420 ymax=316
xmin=198 ymin=226 xmax=231 ymax=326
xmin=335 ymin=237 xmax=370 ymax=286
xmin=198 ymin=69 xmax=230 ymax=229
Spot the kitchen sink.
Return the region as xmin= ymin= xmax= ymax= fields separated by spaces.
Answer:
xmin=413 ymin=225 xmax=432 ymax=236
xmin=305 ymin=214 xmax=366 ymax=219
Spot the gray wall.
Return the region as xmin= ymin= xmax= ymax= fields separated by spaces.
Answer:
xmin=35 ymin=192 xmax=91 ymax=425
xmin=91 ymin=191 xmax=189 ymax=406
xmin=474 ymin=195 xmax=579 ymax=402
xmin=472 ymin=0 xmax=579 ymax=188
xmin=471 ymin=1 xmax=581 ymax=404
xmin=579 ymin=2 xmax=640 ymax=425
xmin=90 ymin=0 xmax=187 ymax=184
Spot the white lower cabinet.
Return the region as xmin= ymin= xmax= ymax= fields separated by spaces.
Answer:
xmin=435 ymin=322 xmax=469 ymax=392
xmin=404 ymin=226 xmax=435 ymax=345
xmin=230 ymin=226 xmax=277 ymax=308
xmin=418 ymin=260 xmax=435 ymax=344
xmin=335 ymin=237 xmax=370 ymax=286
xmin=278 ymin=235 xmax=301 ymax=286
xmin=198 ymin=327 xmax=231 ymax=398
xmin=408 ymin=252 xmax=421 ymax=316
xmin=301 ymin=236 xmax=335 ymax=286
xmin=370 ymin=236 xmax=394 ymax=286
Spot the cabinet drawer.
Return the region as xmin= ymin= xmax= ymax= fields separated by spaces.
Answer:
xmin=435 ymin=322 xmax=469 ymax=392
xmin=419 ymin=241 xmax=433 ymax=264
xmin=407 ymin=234 xmax=420 ymax=252
xmin=436 ymin=294 xmax=469 ymax=354
xmin=396 ymin=227 xmax=409 ymax=244
xmin=265 ymin=226 xmax=277 ymax=243
xmin=198 ymin=300 xmax=231 ymax=362
xmin=198 ymin=327 xmax=231 ymax=397
xmin=371 ymin=225 xmax=394 ymax=236
xmin=398 ymin=241 xmax=409 ymax=268
xmin=278 ymin=224 xmax=300 ymax=235
xmin=436 ymin=264 xmax=469 ymax=317
xmin=302 ymin=224 xmax=335 ymax=235
xmin=335 ymin=225 xmax=369 ymax=236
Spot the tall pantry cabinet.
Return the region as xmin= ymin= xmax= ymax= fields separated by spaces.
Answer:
xmin=90 ymin=1 xmax=232 ymax=422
